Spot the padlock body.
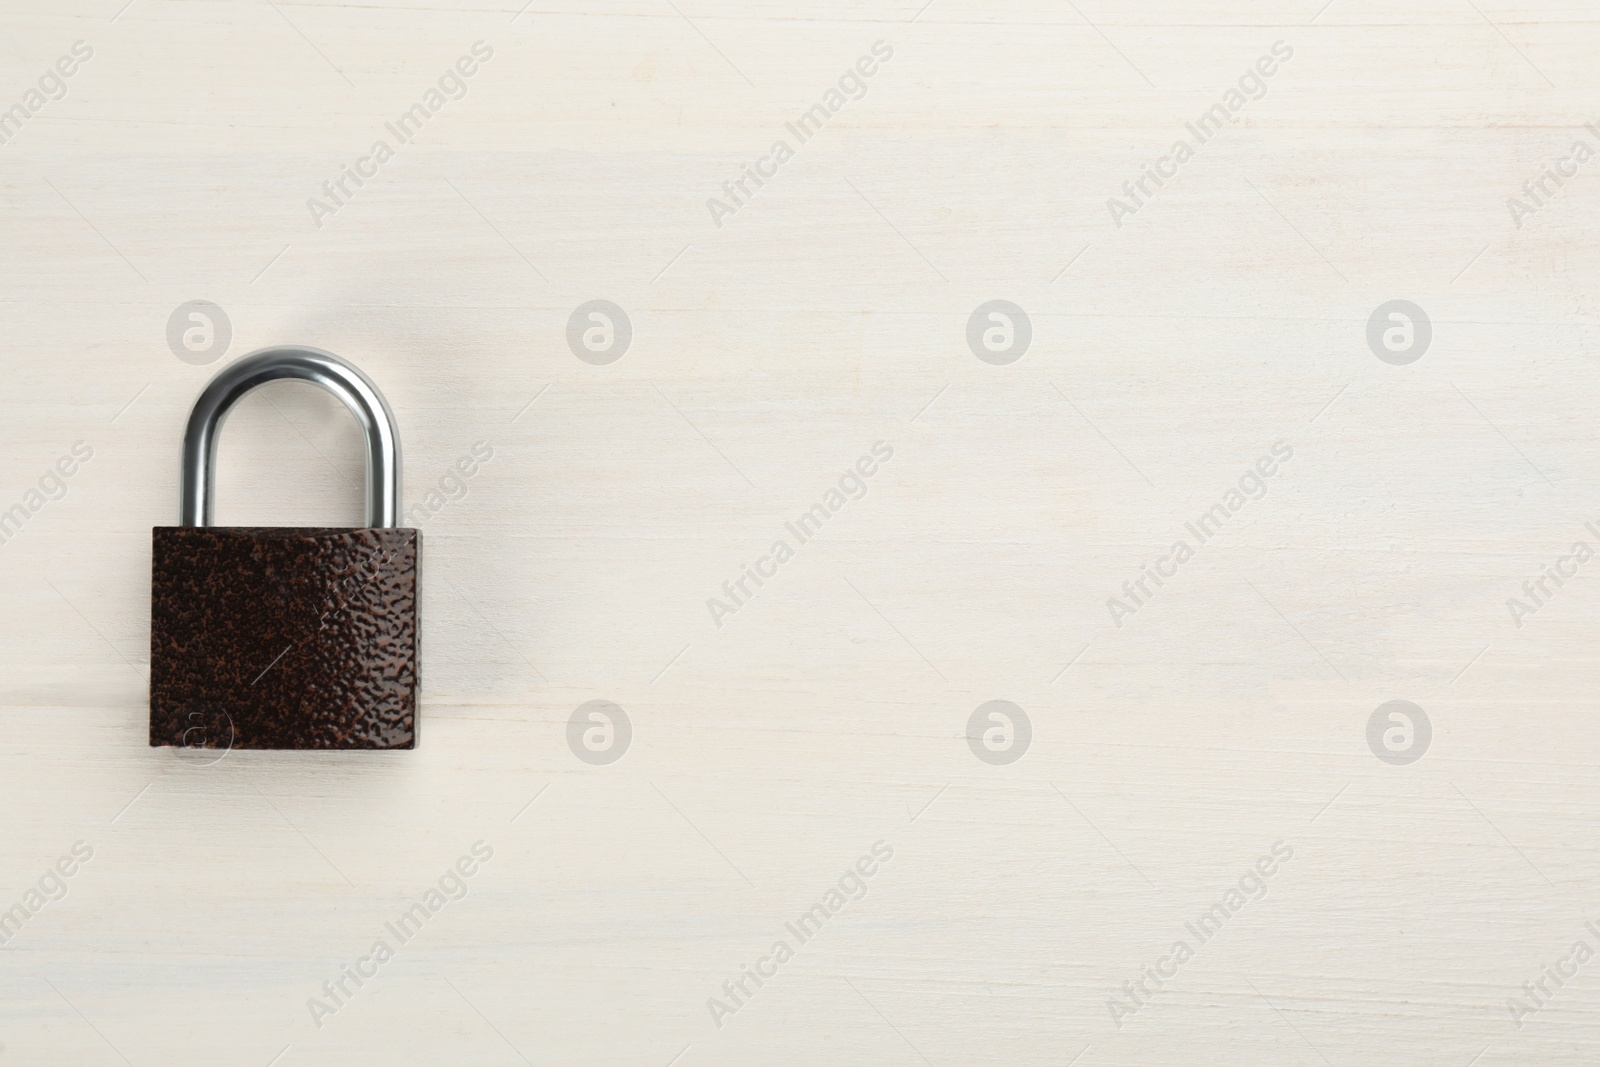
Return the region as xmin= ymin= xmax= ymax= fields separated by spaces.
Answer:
xmin=150 ymin=527 xmax=419 ymax=749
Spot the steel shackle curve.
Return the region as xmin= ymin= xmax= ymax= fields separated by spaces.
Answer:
xmin=178 ymin=346 xmax=402 ymax=528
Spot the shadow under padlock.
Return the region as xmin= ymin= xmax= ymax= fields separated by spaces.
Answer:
xmin=149 ymin=347 xmax=420 ymax=750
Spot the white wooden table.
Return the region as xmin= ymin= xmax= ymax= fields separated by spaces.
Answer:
xmin=3 ymin=1 xmax=1598 ymax=1063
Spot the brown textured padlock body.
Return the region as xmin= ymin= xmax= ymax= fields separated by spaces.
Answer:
xmin=149 ymin=527 xmax=419 ymax=750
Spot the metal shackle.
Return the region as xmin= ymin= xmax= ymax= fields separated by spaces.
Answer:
xmin=179 ymin=346 xmax=402 ymax=528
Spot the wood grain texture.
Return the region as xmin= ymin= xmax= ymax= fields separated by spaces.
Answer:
xmin=3 ymin=0 xmax=1599 ymax=1063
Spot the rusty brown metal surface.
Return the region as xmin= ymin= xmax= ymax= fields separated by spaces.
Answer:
xmin=149 ymin=527 xmax=419 ymax=749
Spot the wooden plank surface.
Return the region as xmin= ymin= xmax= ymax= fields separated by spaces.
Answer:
xmin=3 ymin=0 xmax=1600 ymax=1063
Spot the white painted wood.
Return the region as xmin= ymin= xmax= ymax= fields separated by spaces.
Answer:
xmin=2 ymin=0 xmax=1598 ymax=1063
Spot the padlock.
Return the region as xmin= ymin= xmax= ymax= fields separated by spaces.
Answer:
xmin=149 ymin=346 xmax=420 ymax=750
